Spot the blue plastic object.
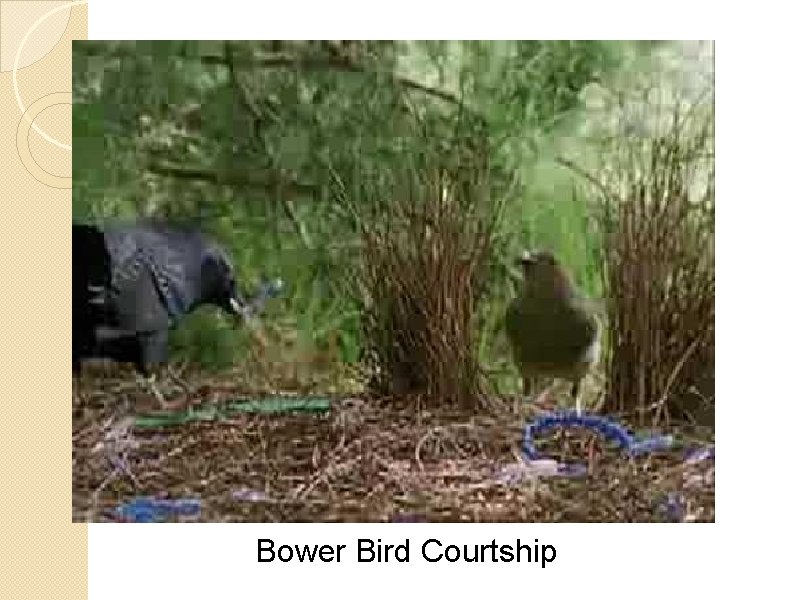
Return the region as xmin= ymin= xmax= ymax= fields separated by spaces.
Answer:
xmin=554 ymin=461 xmax=589 ymax=477
xmin=652 ymin=445 xmax=715 ymax=520
xmin=684 ymin=445 xmax=715 ymax=463
xmin=391 ymin=513 xmax=425 ymax=523
xmin=657 ymin=491 xmax=686 ymax=522
xmin=522 ymin=410 xmax=674 ymax=463
xmin=245 ymin=278 xmax=285 ymax=314
xmin=113 ymin=497 xmax=202 ymax=523
xmin=652 ymin=445 xmax=715 ymax=521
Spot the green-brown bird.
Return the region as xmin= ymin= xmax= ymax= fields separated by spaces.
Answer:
xmin=505 ymin=249 xmax=601 ymax=413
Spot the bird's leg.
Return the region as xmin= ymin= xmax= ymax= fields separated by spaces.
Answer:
xmin=554 ymin=380 xmax=583 ymax=461
xmin=166 ymin=364 xmax=191 ymax=393
xmin=134 ymin=350 xmax=156 ymax=410
xmin=137 ymin=333 xmax=183 ymax=411
xmin=570 ymin=380 xmax=582 ymax=415
xmin=72 ymin=360 xmax=84 ymax=406
xmin=135 ymin=372 xmax=170 ymax=411
xmin=534 ymin=378 xmax=561 ymax=412
xmin=516 ymin=376 xmax=531 ymax=414
xmin=146 ymin=375 xmax=167 ymax=409
xmin=572 ymin=378 xmax=599 ymax=471
xmin=516 ymin=376 xmax=537 ymax=414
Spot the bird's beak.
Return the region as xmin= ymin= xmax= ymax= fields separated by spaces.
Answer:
xmin=229 ymin=296 xmax=244 ymax=314
xmin=516 ymin=249 xmax=534 ymax=266
xmin=227 ymin=294 xmax=251 ymax=324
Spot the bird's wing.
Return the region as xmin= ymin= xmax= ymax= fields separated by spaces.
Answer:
xmin=504 ymin=297 xmax=527 ymax=347
xmin=126 ymin=227 xmax=202 ymax=317
xmin=103 ymin=227 xmax=178 ymax=332
xmin=560 ymin=301 xmax=600 ymax=354
xmin=505 ymin=294 xmax=599 ymax=366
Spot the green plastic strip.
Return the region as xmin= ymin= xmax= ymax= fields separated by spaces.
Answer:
xmin=134 ymin=396 xmax=331 ymax=428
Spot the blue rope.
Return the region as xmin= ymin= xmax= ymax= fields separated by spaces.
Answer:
xmin=522 ymin=410 xmax=674 ymax=465
xmin=520 ymin=411 xmax=714 ymax=521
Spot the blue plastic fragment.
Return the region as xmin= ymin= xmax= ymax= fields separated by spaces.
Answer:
xmin=261 ymin=278 xmax=285 ymax=298
xmin=392 ymin=514 xmax=425 ymax=523
xmin=684 ymin=445 xmax=715 ymax=463
xmin=651 ymin=446 xmax=715 ymax=521
xmin=114 ymin=497 xmax=202 ymax=523
xmin=657 ymin=491 xmax=685 ymax=522
xmin=252 ymin=279 xmax=285 ymax=306
xmin=557 ymin=462 xmax=589 ymax=477
xmin=240 ymin=278 xmax=285 ymax=319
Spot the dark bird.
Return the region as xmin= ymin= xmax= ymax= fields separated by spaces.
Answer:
xmin=505 ymin=249 xmax=601 ymax=414
xmin=72 ymin=221 xmax=280 ymax=408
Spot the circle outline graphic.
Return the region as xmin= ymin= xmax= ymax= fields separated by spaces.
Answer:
xmin=16 ymin=92 xmax=72 ymax=189
xmin=12 ymin=0 xmax=88 ymax=151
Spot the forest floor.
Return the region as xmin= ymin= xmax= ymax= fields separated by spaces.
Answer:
xmin=72 ymin=371 xmax=714 ymax=523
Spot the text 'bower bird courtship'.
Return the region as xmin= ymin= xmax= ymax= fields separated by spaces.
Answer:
xmin=505 ymin=249 xmax=602 ymax=413
xmin=72 ymin=222 xmax=282 ymax=409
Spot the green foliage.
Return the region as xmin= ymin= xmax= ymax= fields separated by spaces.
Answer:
xmin=169 ymin=309 xmax=249 ymax=371
xmin=72 ymin=40 xmax=688 ymax=392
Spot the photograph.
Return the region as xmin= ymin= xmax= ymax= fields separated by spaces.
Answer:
xmin=71 ymin=40 xmax=714 ymax=523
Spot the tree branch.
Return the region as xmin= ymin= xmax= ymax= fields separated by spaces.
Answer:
xmin=74 ymin=44 xmax=473 ymax=116
xmin=223 ymin=43 xmax=313 ymax=249
xmin=145 ymin=159 xmax=316 ymax=195
xmin=217 ymin=54 xmax=467 ymax=111
xmin=555 ymin=156 xmax=616 ymax=201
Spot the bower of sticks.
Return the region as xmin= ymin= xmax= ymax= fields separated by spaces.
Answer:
xmin=72 ymin=369 xmax=714 ymax=523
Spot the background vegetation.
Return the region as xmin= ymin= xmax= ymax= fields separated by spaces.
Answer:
xmin=73 ymin=41 xmax=714 ymax=419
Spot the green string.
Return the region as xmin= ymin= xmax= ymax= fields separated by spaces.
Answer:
xmin=134 ymin=396 xmax=331 ymax=428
